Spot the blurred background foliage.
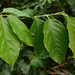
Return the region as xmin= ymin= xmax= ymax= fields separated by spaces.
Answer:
xmin=0 ymin=0 xmax=75 ymax=75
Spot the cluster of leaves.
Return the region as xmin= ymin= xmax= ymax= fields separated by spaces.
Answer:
xmin=0 ymin=47 xmax=50 ymax=75
xmin=0 ymin=7 xmax=75 ymax=69
xmin=0 ymin=0 xmax=75 ymax=75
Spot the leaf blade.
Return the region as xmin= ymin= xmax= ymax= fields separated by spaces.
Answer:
xmin=31 ymin=18 xmax=44 ymax=54
xmin=0 ymin=16 xmax=20 ymax=68
xmin=67 ymin=17 xmax=75 ymax=57
xmin=8 ymin=15 xmax=33 ymax=46
xmin=43 ymin=18 xmax=68 ymax=64
xmin=2 ymin=8 xmax=33 ymax=18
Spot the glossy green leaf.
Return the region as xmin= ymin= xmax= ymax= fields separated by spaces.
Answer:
xmin=2 ymin=8 xmax=33 ymax=18
xmin=61 ymin=12 xmax=75 ymax=57
xmin=66 ymin=17 xmax=75 ymax=57
xmin=30 ymin=18 xmax=44 ymax=54
xmin=0 ymin=16 xmax=20 ymax=68
xmin=43 ymin=18 xmax=68 ymax=64
xmin=8 ymin=15 xmax=33 ymax=46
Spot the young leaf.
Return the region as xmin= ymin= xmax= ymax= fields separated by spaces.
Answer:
xmin=43 ymin=18 xmax=68 ymax=64
xmin=30 ymin=18 xmax=44 ymax=54
xmin=2 ymin=8 xmax=33 ymax=18
xmin=0 ymin=16 xmax=20 ymax=68
xmin=8 ymin=15 xmax=33 ymax=46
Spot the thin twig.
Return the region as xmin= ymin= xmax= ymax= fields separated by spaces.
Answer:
xmin=52 ymin=62 xmax=67 ymax=69
xmin=1 ymin=12 xmax=62 ymax=19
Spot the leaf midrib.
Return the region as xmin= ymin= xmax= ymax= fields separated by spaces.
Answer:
xmin=49 ymin=19 xmax=58 ymax=58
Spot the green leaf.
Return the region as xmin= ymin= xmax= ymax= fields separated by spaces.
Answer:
xmin=21 ymin=64 xmax=30 ymax=74
xmin=30 ymin=18 xmax=44 ymax=54
xmin=39 ymin=0 xmax=43 ymax=2
xmin=41 ymin=0 xmax=46 ymax=6
xmin=30 ymin=19 xmax=36 ymax=35
xmin=67 ymin=0 xmax=75 ymax=7
xmin=47 ymin=0 xmax=52 ymax=3
xmin=2 ymin=8 xmax=32 ymax=18
xmin=43 ymin=18 xmax=68 ymax=64
xmin=38 ymin=49 xmax=49 ymax=59
xmin=66 ymin=17 xmax=75 ymax=57
xmin=2 ymin=64 xmax=11 ymax=75
xmin=60 ymin=12 xmax=75 ymax=57
xmin=8 ymin=15 xmax=33 ymax=46
xmin=0 ymin=16 xmax=20 ymax=68
xmin=30 ymin=57 xmax=43 ymax=68
xmin=18 ymin=60 xmax=30 ymax=74
xmin=22 ymin=9 xmax=34 ymax=17
xmin=67 ymin=0 xmax=75 ymax=12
